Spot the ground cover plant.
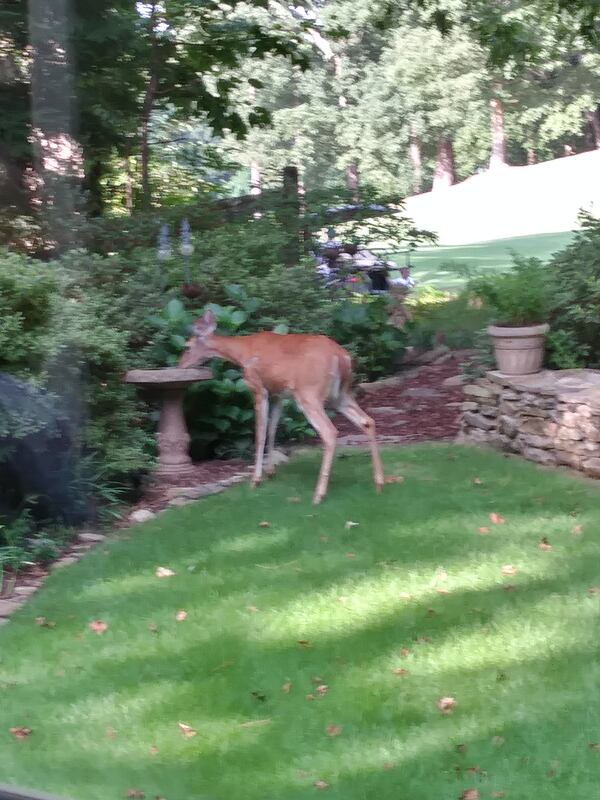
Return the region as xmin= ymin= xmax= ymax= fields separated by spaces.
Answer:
xmin=0 ymin=444 xmax=599 ymax=800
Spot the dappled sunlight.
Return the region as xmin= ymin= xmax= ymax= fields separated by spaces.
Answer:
xmin=210 ymin=529 xmax=291 ymax=556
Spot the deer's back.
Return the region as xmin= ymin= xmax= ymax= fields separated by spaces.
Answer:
xmin=241 ymin=332 xmax=352 ymax=397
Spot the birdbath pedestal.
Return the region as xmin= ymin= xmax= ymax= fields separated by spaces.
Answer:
xmin=125 ymin=367 xmax=211 ymax=480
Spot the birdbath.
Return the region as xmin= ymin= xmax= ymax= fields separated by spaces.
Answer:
xmin=125 ymin=367 xmax=211 ymax=480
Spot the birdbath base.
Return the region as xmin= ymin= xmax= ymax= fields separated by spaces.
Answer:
xmin=124 ymin=368 xmax=212 ymax=481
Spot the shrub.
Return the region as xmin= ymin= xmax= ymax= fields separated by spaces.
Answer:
xmin=467 ymin=257 xmax=551 ymax=327
xmin=329 ymin=296 xmax=406 ymax=383
xmin=545 ymin=213 xmax=600 ymax=369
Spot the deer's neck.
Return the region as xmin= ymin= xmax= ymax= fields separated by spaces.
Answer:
xmin=207 ymin=334 xmax=253 ymax=369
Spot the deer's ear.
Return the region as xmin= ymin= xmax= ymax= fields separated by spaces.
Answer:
xmin=192 ymin=309 xmax=216 ymax=339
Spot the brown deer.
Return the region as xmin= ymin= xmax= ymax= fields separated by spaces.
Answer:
xmin=179 ymin=310 xmax=384 ymax=504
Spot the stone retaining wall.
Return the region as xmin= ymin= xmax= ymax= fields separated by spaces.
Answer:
xmin=458 ymin=369 xmax=600 ymax=478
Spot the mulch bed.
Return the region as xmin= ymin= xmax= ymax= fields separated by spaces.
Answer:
xmin=338 ymin=356 xmax=465 ymax=444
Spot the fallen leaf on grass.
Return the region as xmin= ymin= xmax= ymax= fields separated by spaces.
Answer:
xmin=287 ymin=497 xmax=301 ymax=503
xmin=125 ymin=790 xmax=145 ymax=799
xmin=503 ymin=584 xmax=516 ymax=592
xmin=399 ymin=648 xmax=411 ymax=657
xmin=501 ymin=565 xmax=517 ymax=576
xmin=344 ymin=521 xmax=359 ymax=530
xmin=472 ymin=478 xmax=483 ymax=486
xmin=259 ymin=521 xmax=271 ymax=529
xmin=460 ymin=790 xmax=479 ymax=800
xmin=9 ymin=727 xmax=32 ymax=739
xmin=399 ymin=592 xmax=412 ymax=601
xmin=477 ymin=527 xmax=489 ymax=535
xmin=306 ymin=693 xmax=316 ymax=701
xmin=297 ymin=640 xmax=312 ymax=648
xmin=588 ymin=743 xmax=600 ymax=751
xmin=239 ymin=719 xmax=272 ymax=728
xmin=155 ymin=567 xmax=175 ymax=578
xmin=314 ymin=780 xmax=329 ymax=790
xmin=456 ymin=744 xmax=467 ymax=753
xmin=281 ymin=682 xmax=292 ymax=694
xmin=437 ymin=696 xmax=457 ymax=713
xmin=436 ymin=588 xmax=450 ymax=595
xmin=345 ymin=552 xmax=356 ymax=559
xmin=316 ymin=684 xmax=328 ymax=696
xmin=35 ymin=616 xmax=55 ymax=628
xmin=246 ymin=606 xmax=259 ymax=613
xmin=489 ymin=513 xmax=505 ymax=525
xmin=209 ymin=660 xmax=234 ymax=673
xmin=325 ymin=724 xmax=342 ymax=737
xmin=491 ymin=793 xmax=505 ymax=798
xmin=148 ymin=622 xmax=158 ymax=634
xmin=538 ymin=537 xmax=552 ymax=551
xmin=89 ymin=620 xmax=108 ymax=635
xmin=415 ymin=636 xmax=432 ymax=644
xmin=175 ymin=610 xmax=187 ymax=622
xmin=149 ymin=744 xmax=158 ymax=755
xmin=572 ymin=525 xmax=583 ymax=536
xmin=384 ymin=475 xmax=404 ymax=484
xmin=178 ymin=722 xmax=197 ymax=738
xmin=587 ymin=586 xmax=600 ymax=596
xmin=392 ymin=668 xmax=410 ymax=677
xmin=492 ymin=736 xmax=505 ymax=746
xmin=106 ymin=727 xmax=117 ymax=739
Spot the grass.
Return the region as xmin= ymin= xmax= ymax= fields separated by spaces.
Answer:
xmin=1 ymin=444 xmax=600 ymax=800
xmin=392 ymin=231 xmax=575 ymax=290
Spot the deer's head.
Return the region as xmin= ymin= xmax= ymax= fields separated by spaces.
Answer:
xmin=179 ymin=309 xmax=218 ymax=368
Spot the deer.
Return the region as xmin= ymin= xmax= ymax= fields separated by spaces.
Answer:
xmin=179 ymin=309 xmax=384 ymax=504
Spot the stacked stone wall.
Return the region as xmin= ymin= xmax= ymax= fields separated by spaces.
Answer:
xmin=458 ymin=370 xmax=600 ymax=478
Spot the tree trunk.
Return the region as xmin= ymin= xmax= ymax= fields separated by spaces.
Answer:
xmin=250 ymin=161 xmax=262 ymax=195
xmin=279 ymin=165 xmax=301 ymax=267
xmin=140 ymin=3 xmax=158 ymax=209
xmin=527 ymin=148 xmax=536 ymax=165
xmin=84 ymin=159 xmax=104 ymax=216
xmin=433 ymin=135 xmax=455 ymax=190
xmin=489 ymin=96 xmax=507 ymax=169
xmin=585 ymin=106 xmax=600 ymax=149
xmin=125 ymin=155 xmax=134 ymax=214
xmin=345 ymin=162 xmax=360 ymax=202
xmin=409 ymin=124 xmax=422 ymax=193
xmin=29 ymin=0 xmax=83 ymax=252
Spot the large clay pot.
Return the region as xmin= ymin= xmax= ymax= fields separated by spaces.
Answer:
xmin=488 ymin=323 xmax=549 ymax=375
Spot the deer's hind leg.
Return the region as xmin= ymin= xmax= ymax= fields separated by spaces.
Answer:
xmin=296 ymin=393 xmax=338 ymax=505
xmin=337 ymin=393 xmax=384 ymax=492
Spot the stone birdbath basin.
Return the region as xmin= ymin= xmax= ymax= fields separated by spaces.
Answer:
xmin=125 ymin=367 xmax=211 ymax=480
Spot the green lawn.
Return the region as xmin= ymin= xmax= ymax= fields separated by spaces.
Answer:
xmin=393 ymin=231 xmax=575 ymax=290
xmin=1 ymin=444 xmax=600 ymax=800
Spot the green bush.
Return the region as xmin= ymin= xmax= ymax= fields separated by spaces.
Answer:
xmin=545 ymin=213 xmax=600 ymax=369
xmin=329 ymin=296 xmax=406 ymax=383
xmin=467 ymin=257 xmax=551 ymax=327
xmin=406 ymin=287 xmax=489 ymax=351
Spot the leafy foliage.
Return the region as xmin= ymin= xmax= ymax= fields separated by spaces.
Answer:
xmin=546 ymin=213 xmax=600 ymax=368
xmin=330 ymin=296 xmax=406 ymax=382
xmin=467 ymin=257 xmax=552 ymax=326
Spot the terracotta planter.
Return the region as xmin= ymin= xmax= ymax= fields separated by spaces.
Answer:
xmin=487 ymin=323 xmax=549 ymax=376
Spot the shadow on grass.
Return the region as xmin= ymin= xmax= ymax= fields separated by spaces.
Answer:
xmin=0 ymin=445 xmax=599 ymax=799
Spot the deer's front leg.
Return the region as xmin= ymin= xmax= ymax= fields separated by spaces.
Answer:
xmin=250 ymin=386 xmax=269 ymax=488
